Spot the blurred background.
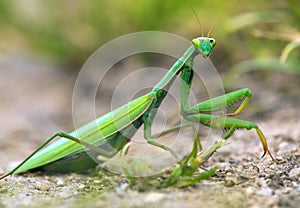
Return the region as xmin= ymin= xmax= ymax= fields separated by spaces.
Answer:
xmin=0 ymin=0 xmax=299 ymax=168
xmin=0 ymin=0 xmax=299 ymax=69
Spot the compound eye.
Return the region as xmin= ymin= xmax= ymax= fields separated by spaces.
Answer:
xmin=209 ymin=38 xmax=216 ymax=46
xmin=192 ymin=38 xmax=200 ymax=48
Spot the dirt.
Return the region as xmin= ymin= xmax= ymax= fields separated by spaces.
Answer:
xmin=0 ymin=54 xmax=299 ymax=208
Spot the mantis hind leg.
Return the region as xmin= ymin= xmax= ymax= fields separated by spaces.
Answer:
xmin=0 ymin=132 xmax=116 ymax=179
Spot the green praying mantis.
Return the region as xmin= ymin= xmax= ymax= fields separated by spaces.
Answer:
xmin=0 ymin=34 xmax=275 ymax=182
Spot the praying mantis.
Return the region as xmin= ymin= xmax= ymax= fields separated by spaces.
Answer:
xmin=0 ymin=34 xmax=275 ymax=182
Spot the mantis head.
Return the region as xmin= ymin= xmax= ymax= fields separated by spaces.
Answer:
xmin=192 ymin=37 xmax=216 ymax=57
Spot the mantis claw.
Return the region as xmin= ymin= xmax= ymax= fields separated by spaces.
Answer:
xmin=256 ymin=128 xmax=275 ymax=162
xmin=261 ymin=149 xmax=276 ymax=162
xmin=261 ymin=150 xmax=267 ymax=158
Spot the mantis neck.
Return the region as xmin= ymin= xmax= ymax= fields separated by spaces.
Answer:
xmin=153 ymin=45 xmax=197 ymax=91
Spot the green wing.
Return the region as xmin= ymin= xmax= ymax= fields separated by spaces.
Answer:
xmin=15 ymin=92 xmax=155 ymax=173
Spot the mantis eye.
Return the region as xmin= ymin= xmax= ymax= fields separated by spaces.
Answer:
xmin=192 ymin=38 xmax=200 ymax=48
xmin=209 ymin=38 xmax=216 ymax=46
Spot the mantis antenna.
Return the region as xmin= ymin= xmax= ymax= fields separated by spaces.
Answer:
xmin=190 ymin=6 xmax=220 ymax=38
xmin=191 ymin=6 xmax=204 ymax=37
xmin=207 ymin=21 xmax=216 ymax=38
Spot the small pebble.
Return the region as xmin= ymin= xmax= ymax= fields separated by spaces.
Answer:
xmin=282 ymin=187 xmax=292 ymax=194
xmin=289 ymin=168 xmax=300 ymax=180
xmin=224 ymin=180 xmax=235 ymax=187
xmin=245 ymin=187 xmax=255 ymax=194
xmin=292 ymin=181 xmax=298 ymax=187
xmin=16 ymin=182 xmax=24 ymax=187
xmin=116 ymin=183 xmax=129 ymax=196
xmin=275 ymin=155 xmax=284 ymax=161
xmin=257 ymin=187 xmax=272 ymax=196
xmin=78 ymin=184 xmax=85 ymax=189
xmin=0 ymin=186 xmax=8 ymax=194
xmin=35 ymin=182 xmax=50 ymax=191
xmin=93 ymin=180 xmax=102 ymax=184
xmin=215 ymin=162 xmax=230 ymax=169
xmin=56 ymin=177 xmax=65 ymax=186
